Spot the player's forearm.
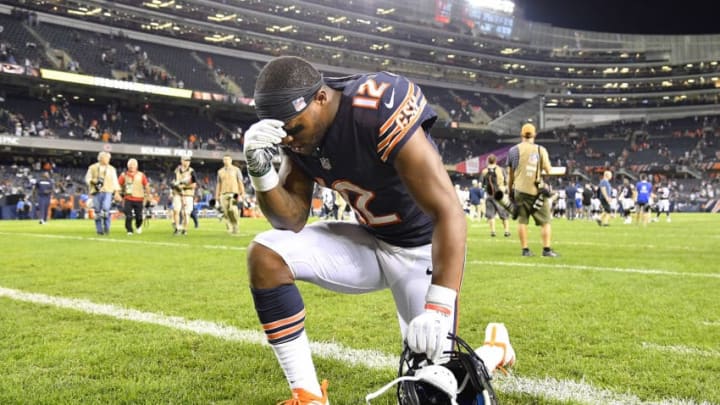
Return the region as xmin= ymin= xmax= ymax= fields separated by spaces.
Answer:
xmin=256 ymin=187 xmax=309 ymax=232
xmin=429 ymin=208 xmax=467 ymax=292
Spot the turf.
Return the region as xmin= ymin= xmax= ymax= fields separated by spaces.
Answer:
xmin=0 ymin=213 xmax=718 ymax=404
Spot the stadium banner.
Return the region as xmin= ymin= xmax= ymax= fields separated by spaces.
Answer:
xmin=454 ymin=145 xmax=512 ymax=174
xmin=40 ymin=69 xmax=193 ymax=99
xmin=0 ymin=62 xmax=39 ymax=77
xmin=0 ymin=134 xmax=243 ymax=161
xmin=543 ymin=111 xmax=644 ymax=129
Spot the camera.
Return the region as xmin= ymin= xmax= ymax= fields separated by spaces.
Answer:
xmin=493 ymin=190 xmax=518 ymax=220
xmin=171 ymin=180 xmax=184 ymax=193
xmin=532 ymin=182 xmax=556 ymax=212
xmin=94 ymin=177 xmax=104 ymax=192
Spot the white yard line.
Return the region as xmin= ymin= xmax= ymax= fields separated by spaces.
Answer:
xmin=642 ymin=342 xmax=720 ymax=358
xmin=466 ymin=237 xmax=708 ymax=252
xmin=702 ymin=321 xmax=720 ymax=327
xmin=468 ymin=260 xmax=720 ymax=279
xmin=0 ymin=232 xmax=246 ymax=251
xmin=0 ymin=286 xmax=713 ymax=405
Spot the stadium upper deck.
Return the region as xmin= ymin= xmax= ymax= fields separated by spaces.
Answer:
xmin=1 ymin=0 xmax=720 ymax=127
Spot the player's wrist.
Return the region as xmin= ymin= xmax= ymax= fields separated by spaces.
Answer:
xmin=424 ymin=284 xmax=456 ymax=315
xmin=250 ymin=167 xmax=279 ymax=192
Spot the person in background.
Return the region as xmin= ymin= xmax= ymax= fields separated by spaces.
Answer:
xmin=468 ymin=178 xmax=484 ymax=222
xmin=171 ymin=156 xmax=196 ymax=235
xmin=597 ymin=170 xmax=613 ymax=227
xmin=635 ymin=174 xmax=653 ymax=226
xmin=33 ymin=171 xmax=54 ymax=224
xmin=655 ymin=182 xmax=672 ymax=222
xmin=85 ymin=151 xmax=121 ymax=235
xmin=481 ymin=154 xmax=510 ymax=237
xmin=118 ymin=158 xmax=151 ymax=235
xmin=215 ymin=154 xmax=245 ymax=234
xmin=619 ymin=178 xmax=635 ymax=224
xmin=507 ymin=123 xmax=558 ymax=257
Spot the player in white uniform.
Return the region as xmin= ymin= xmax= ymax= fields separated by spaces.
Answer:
xmin=656 ymin=183 xmax=671 ymax=222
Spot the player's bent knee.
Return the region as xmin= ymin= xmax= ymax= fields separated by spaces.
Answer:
xmin=247 ymin=241 xmax=295 ymax=289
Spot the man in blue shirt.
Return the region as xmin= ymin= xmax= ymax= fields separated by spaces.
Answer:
xmin=597 ymin=170 xmax=613 ymax=226
xmin=564 ymin=182 xmax=577 ymax=220
xmin=468 ymin=179 xmax=485 ymax=221
xmin=34 ymin=171 xmax=54 ymax=224
xmin=16 ymin=198 xmax=25 ymax=219
xmin=635 ymin=174 xmax=653 ymax=226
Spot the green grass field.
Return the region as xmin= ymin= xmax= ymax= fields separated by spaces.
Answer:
xmin=1 ymin=213 xmax=719 ymax=404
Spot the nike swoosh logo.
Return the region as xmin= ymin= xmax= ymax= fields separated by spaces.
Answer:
xmin=426 ymin=267 xmax=433 ymax=276
xmin=384 ymin=89 xmax=395 ymax=109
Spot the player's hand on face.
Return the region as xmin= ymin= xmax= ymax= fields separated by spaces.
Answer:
xmin=243 ymin=119 xmax=286 ymax=177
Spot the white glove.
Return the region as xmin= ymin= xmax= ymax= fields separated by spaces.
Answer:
xmin=406 ymin=284 xmax=457 ymax=364
xmin=243 ymin=119 xmax=286 ymax=191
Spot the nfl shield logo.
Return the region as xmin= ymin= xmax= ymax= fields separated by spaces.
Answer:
xmin=292 ymin=97 xmax=307 ymax=112
xmin=320 ymin=157 xmax=332 ymax=170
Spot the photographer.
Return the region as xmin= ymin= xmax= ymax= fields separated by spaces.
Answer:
xmin=84 ymin=151 xmax=121 ymax=235
xmin=481 ymin=154 xmax=510 ymax=238
xmin=118 ymin=158 xmax=151 ymax=235
xmin=171 ymin=156 xmax=196 ymax=235
xmin=215 ymin=154 xmax=245 ymax=235
xmin=507 ymin=124 xmax=558 ymax=257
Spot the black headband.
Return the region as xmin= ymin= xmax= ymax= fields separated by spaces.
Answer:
xmin=253 ymin=78 xmax=323 ymax=122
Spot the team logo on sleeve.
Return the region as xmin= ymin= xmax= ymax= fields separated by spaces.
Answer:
xmin=377 ymin=83 xmax=427 ymax=162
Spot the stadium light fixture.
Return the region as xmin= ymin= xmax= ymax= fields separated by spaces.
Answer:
xmin=204 ymin=34 xmax=235 ymax=43
xmin=208 ymin=13 xmax=236 ymax=22
xmin=327 ymin=16 xmax=347 ymax=23
xmin=68 ymin=7 xmax=102 ymax=16
xmin=143 ymin=0 xmax=175 ymax=9
xmin=467 ymin=0 xmax=515 ymax=14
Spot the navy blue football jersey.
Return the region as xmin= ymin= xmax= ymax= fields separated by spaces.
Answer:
xmin=287 ymin=72 xmax=438 ymax=247
xmin=35 ymin=178 xmax=54 ymax=196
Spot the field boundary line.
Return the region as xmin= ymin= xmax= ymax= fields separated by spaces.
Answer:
xmin=642 ymin=342 xmax=720 ymax=358
xmin=466 ymin=237 xmax=708 ymax=252
xmin=0 ymin=231 xmax=246 ymax=251
xmin=0 ymin=286 xmax=713 ymax=405
xmin=468 ymin=260 xmax=720 ymax=279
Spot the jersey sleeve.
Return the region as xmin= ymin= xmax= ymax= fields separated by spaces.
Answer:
xmin=353 ymin=73 xmax=437 ymax=164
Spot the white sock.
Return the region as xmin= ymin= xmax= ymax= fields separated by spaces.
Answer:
xmin=272 ymin=332 xmax=321 ymax=397
xmin=476 ymin=346 xmax=503 ymax=374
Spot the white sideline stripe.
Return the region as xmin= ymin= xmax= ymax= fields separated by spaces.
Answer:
xmin=0 ymin=286 xmax=395 ymax=369
xmin=0 ymin=286 xmax=713 ymax=405
xmin=494 ymin=375 xmax=713 ymax=405
xmin=466 ymin=237 xmax=707 ymax=252
xmin=468 ymin=260 xmax=720 ymax=279
xmin=702 ymin=321 xmax=720 ymax=327
xmin=642 ymin=342 xmax=720 ymax=358
xmin=0 ymin=232 xmax=246 ymax=251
